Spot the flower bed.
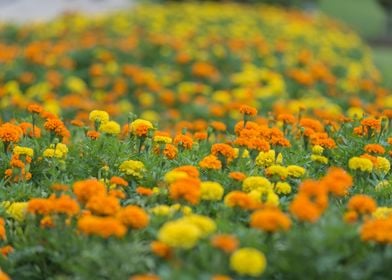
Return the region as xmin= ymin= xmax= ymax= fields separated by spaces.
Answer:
xmin=0 ymin=3 xmax=391 ymax=279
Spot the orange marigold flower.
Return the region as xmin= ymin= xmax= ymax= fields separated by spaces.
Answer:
xmin=163 ymin=143 xmax=178 ymax=160
xmin=210 ymin=121 xmax=227 ymax=132
xmin=360 ymin=216 xmax=392 ymax=244
xmin=229 ymin=171 xmax=246 ymax=181
xmin=194 ymin=132 xmax=208 ymax=141
xmin=77 ymin=215 xmax=127 ymax=238
xmin=44 ymin=118 xmax=70 ymax=138
xmin=173 ymin=134 xmax=193 ymax=149
xmin=224 ymin=191 xmax=259 ymax=210
xmin=0 ymin=218 xmax=6 ymax=241
xmin=364 ymin=144 xmax=385 ymax=155
xmin=343 ymin=210 xmax=358 ymax=224
xmin=172 ymin=165 xmax=199 ymax=178
xmin=289 ymin=194 xmax=322 ymax=223
xmin=27 ymin=103 xmax=43 ymax=114
xmin=108 ymin=189 xmax=126 ymax=199
xmin=298 ymin=180 xmax=329 ymax=211
xmin=0 ymin=270 xmax=11 ymax=280
xmin=73 ymin=179 xmax=106 ymax=204
xmin=0 ymin=123 xmax=23 ymax=143
xmin=250 ymin=208 xmax=291 ymax=232
xmin=136 ymin=187 xmax=154 ymax=196
xmin=322 ymin=167 xmax=353 ymax=197
xmin=239 ymin=105 xmax=258 ymax=116
xmin=347 ymin=195 xmax=377 ymax=215
xmin=86 ymin=194 xmax=121 ymax=216
xmin=51 ymin=183 xmax=69 ymax=192
xmin=110 ymin=176 xmax=129 ymax=187
xmin=0 ymin=245 xmax=14 ymax=257
xmin=129 ymin=274 xmax=160 ymax=280
xmin=211 ymin=143 xmax=236 ymax=162
xmin=117 ymin=205 xmax=149 ymax=229
xmin=71 ymin=119 xmax=84 ymax=127
xmin=277 ymin=113 xmax=296 ymax=125
xmin=169 ymin=177 xmax=201 ymax=205
xmin=361 ymin=118 xmax=381 ymax=131
xmin=150 ymin=240 xmax=172 ymax=259
xmin=27 ymin=198 xmax=54 ymax=215
xmin=210 ymin=234 xmax=239 ymax=253
xmin=52 ymin=194 xmax=80 ymax=216
xmin=199 ymin=155 xmax=222 ymax=170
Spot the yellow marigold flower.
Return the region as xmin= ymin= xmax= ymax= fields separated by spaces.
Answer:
xmin=265 ymin=165 xmax=288 ymax=179
xmin=179 ymin=214 xmax=216 ymax=237
xmin=50 ymin=143 xmax=68 ymax=155
xmin=255 ymin=150 xmax=282 ymax=167
xmin=311 ymin=145 xmax=324 ymax=155
xmin=13 ymin=146 xmax=34 ymax=157
xmin=154 ymin=135 xmax=172 ymax=144
xmin=348 ymin=157 xmax=373 ymax=172
xmin=347 ymin=107 xmax=364 ymax=119
xmin=230 ymin=248 xmax=266 ymax=277
xmin=119 ymin=160 xmax=145 ymax=179
xmin=200 ymin=181 xmax=224 ymax=201
xmin=164 ymin=170 xmax=188 ymax=183
xmin=310 ymin=154 xmax=328 ymax=164
xmin=43 ymin=148 xmax=64 ymax=158
xmin=287 ymin=165 xmax=306 ymax=178
xmin=151 ymin=205 xmax=171 ymax=216
xmin=248 ymin=190 xmax=279 ymax=207
xmin=99 ymin=121 xmax=121 ymax=135
xmin=374 ymin=157 xmax=390 ymax=173
xmin=275 ymin=181 xmax=292 ymax=195
xmin=242 ymin=176 xmax=272 ymax=193
xmin=181 ymin=205 xmax=193 ymax=215
xmin=1 ymin=201 xmax=28 ymax=221
xmin=89 ymin=110 xmax=109 ymax=123
xmin=158 ymin=220 xmax=201 ymax=249
xmin=375 ymin=180 xmax=390 ymax=191
xmin=372 ymin=207 xmax=392 ymax=219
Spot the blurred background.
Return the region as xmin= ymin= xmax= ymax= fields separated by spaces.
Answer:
xmin=0 ymin=0 xmax=391 ymax=85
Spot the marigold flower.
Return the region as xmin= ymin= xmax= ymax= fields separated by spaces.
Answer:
xmin=199 ymin=155 xmax=222 ymax=170
xmin=250 ymin=208 xmax=291 ymax=233
xmin=242 ymin=176 xmax=272 ymax=193
xmin=157 ymin=220 xmax=201 ymax=249
xmin=172 ymin=165 xmax=199 ymax=178
xmin=224 ymin=191 xmax=259 ymax=210
xmin=117 ymin=205 xmax=149 ymax=229
xmin=200 ymin=181 xmax=224 ymax=201
xmin=173 ymin=134 xmax=193 ymax=149
xmin=169 ymin=177 xmax=201 ymax=205
xmin=364 ymin=144 xmax=385 ymax=155
xmin=374 ymin=157 xmax=390 ymax=173
xmin=73 ymin=179 xmax=106 ymax=204
xmin=52 ymin=194 xmax=80 ymax=216
xmin=239 ymin=105 xmax=258 ymax=116
xmin=0 ymin=218 xmax=5 ymax=241
xmin=130 ymin=274 xmax=160 ymax=280
xmin=230 ymin=248 xmax=266 ymax=277
xmin=27 ymin=198 xmax=54 ymax=215
xmin=265 ymin=165 xmax=288 ymax=179
xmin=310 ymin=154 xmax=328 ymax=164
xmin=211 ymin=234 xmax=239 ymax=253
xmin=255 ymin=150 xmax=282 ymax=167
xmin=179 ymin=214 xmax=216 ymax=237
xmin=347 ymin=195 xmax=377 ymax=215
xmin=87 ymin=130 xmax=100 ymax=140
xmin=150 ymin=241 xmax=172 ymax=259
xmin=286 ymin=165 xmax=305 ymax=177
xmin=89 ymin=110 xmax=109 ymax=124
xmin=119 ymin=160 xmax=145 ymax=179
xmin=0 ymin=123 xmax=23 ymax=143
xmin=86 ymin=194 xmax=121 ymax=216
xmin=360 ymin=216 xmax=392 ymax=244
xmin=289 ymin=194 xmax=323 ymax=223
xmin=348 ymin=157 xmax=373 ymax=172
xmin=130 ymin=119 xmax=153 ymax=137
xmin=274 ymin=181 xmax=291 ymax=195
xmin=77 ymin=215 xmax=127 ymax=238
xmin=1 ymin=201 xmax=28 ymax=221
xmin=13 ymin=146 xmax=34 ymax=157
xmin=1 ymin=245 xmax=14 ymax=257
xmin=99 ymin=120 xmax=121 ymax=135
xmin=229 ymin=171 xmax=246 ymax=181
xmin=322 ymin=167 xmax=352 ymax=197
xmin=19 ymin=122 xmax=41 ymax=138
xmin=109 ymin=176 xmax=128 ymax=187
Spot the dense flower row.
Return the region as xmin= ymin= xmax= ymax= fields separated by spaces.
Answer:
xmin=0 ymin=2 xmax=391 ymax=280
